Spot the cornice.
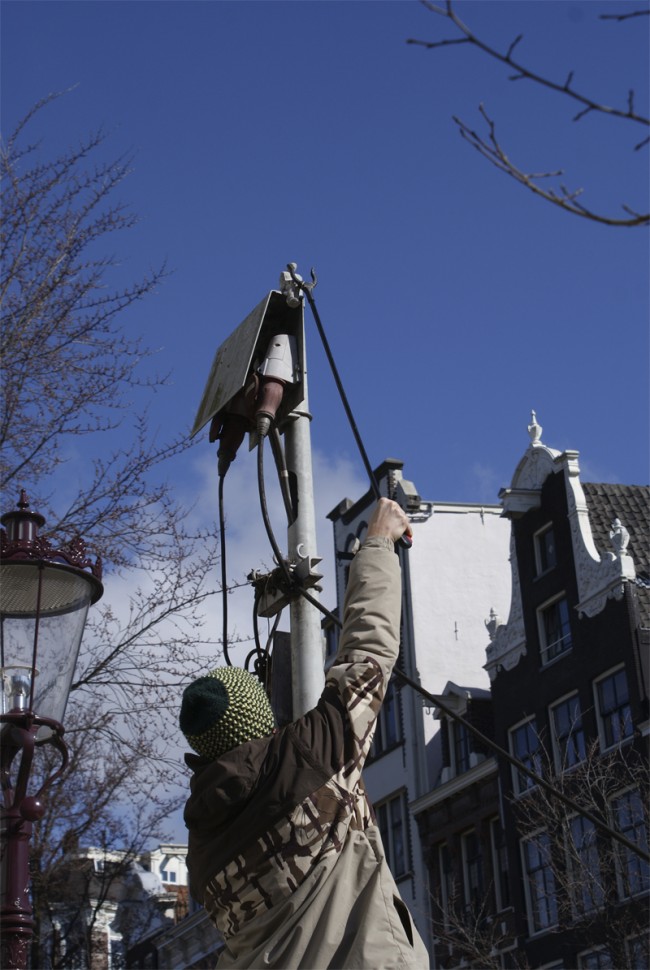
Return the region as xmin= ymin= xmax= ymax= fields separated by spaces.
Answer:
xmin=411 ymin=757 xmax=498 ymax=815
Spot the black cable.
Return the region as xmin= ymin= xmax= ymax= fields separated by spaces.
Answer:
xmin=218 ymin=472 xmax=233 ymax=667
xmin=269 ymin=425 xmax=295 ymax=525
xmin=252 ymin=585 xmax=264 ymax=661
xmin=292 ymin=270 xmax=380 ymax=499
xmin=265 ymin=611 xmax=282 ymax=655
xmin=257 ymin=434 xmax=293 ymax=590
xmin=394 ymin=667 xmax=650 ymax=864
xmin=288 ymin=265 xmax=411 ymax=550
xmin=290 ymin=582 xmax=650 ymax=864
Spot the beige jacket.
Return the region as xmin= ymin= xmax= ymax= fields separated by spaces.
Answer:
xmin=184 ymin=536 xmax=430 ymax=969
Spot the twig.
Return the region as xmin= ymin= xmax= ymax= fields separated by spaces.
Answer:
xmin=408 ymin=0 xmax=650 ymax=132
xmin=600 ymin=9 xmax=650 ymax=22
xmin=454 ymin=106 xmax=650 ymax=227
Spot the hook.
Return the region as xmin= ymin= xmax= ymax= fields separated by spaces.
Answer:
xmin=287 ymin=262 xmax=317 ymax=295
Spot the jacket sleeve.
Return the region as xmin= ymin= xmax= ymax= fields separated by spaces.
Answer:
xmin=321 ymin=535 xmax=402 ymax=775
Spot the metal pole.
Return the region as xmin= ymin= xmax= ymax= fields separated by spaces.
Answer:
xmin=283 ymin=367 xmax=325 ymax=717
xmin=0 ymin=721 xmax=40 ymax=970
xmin=0 ymin=808 xmax=34 ymax=970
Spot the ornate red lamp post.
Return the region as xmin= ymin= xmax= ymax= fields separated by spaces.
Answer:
xmin=0 ymin=491 xmax=103 ymax=970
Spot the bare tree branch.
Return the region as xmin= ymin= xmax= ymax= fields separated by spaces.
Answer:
xmin=408 ymin=0 xmax=650 ymax=226
xmin=0 ymin=95 xmax=238 ymax=967
xmin=454 ymin=105 xmax=649 ymax=227
xmin=600 ymin=9 xmax=650 ymax=23
xmin=411 ymin=1 xmax=649 ymax=130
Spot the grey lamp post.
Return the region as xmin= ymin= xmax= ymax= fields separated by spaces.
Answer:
xmin=0 ymin=491 xmax=103 ymax=970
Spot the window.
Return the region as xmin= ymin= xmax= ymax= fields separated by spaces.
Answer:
xmin=610 ymin=788 xmax=650 ymax=897
xmin=461 ymin=829 xmax=484 ymax=916
xmin=521 ymin=831 xmax=558 ymax=934
xmin=438 ymin=843 xmax=452 ymax=928
xmin=535 ymin=524 xmax=557 ymax=575
xmin=577 ymin=949 xmax=612 ymax=969
xmin=369 ymin=679 xmax=401 ymax=758
xmin=626 ymin=934 xmax=650 ymax=969
xmin=324 ymin=622 xmax=339 ymax=664
xmin=568 ymin=816 xmax=603 ymax=914
xmin=490 ymin=817 xmax=510 ymax=911
xmin=550 ymin=694 xmax=585 ymax=770
xmin=595 ymin=667 xmax=632 ymax=749
xmin=110 ymin=939 xmax=127 ymax=970
xmin=538 ymin=594 xmax=572 ymax=665
xmin=453 ymin=720 xmax=472 ymax=775
xmin=376 ymin=792 xmax=408 ymax=878
xmin=509 ymin=717 xmax=542 ymax=795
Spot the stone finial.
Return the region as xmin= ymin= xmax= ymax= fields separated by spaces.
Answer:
xmin=527 ymin=410 xmax=543 ymax=445
xmin=609 ymin=518 xmax=630 ymax=558
xmin=485 ymin=608 xmax=503 ymax=641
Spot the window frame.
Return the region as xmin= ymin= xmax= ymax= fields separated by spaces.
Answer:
xmin=537 ymin=593 xmax=572 ymax=667
xmin=608 ymin=787 xmax=650 ymax=899
xmin=534 ymin=522 xmax=557 ymax=576
xmin=452 ymin=718 xmax=472 ymax=775
xmin=509 ymin=715 xmax=542 ymax=796
xmin=324 ymin=622 xmax=339 ymax=665
xmin=520 ymin=828 xmax=559 ymax=936
xmin=369 ymin=678 xmax=402 ymax=760
xmin=549 ymin=692 xmax=586 ymax=771
xmin=489 ymin=816 xmax=510 ymax=913
xmin=437 ymin=842 xmax=453 ymax=930
xmin=626 ymin=933 xmax=650 ymax=969
xmin=376 ymin=790 xmax=410 ymax=880
xmin=577 ymin=947 xmax=612 ymax=969
xmin=461 ymin=828 xmax=484 ymax=916
xmin=593 ymin=665 xmax=633 ymax=751
xmin=566 ymin=814 xmax=604 ymax=916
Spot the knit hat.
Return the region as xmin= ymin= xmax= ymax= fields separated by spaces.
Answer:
xmin=179 ymin=666 xmax=275 ymax=760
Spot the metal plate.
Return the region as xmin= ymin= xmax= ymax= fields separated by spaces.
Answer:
xmin=190 ymin=291 xmax=305 ymax=439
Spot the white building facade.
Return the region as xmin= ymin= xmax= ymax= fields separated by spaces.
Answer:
xmin=326 ymin=459 xmax=512 ymax=959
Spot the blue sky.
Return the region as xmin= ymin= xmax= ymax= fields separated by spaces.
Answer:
xmin=3 ymin=0 xmax=648 ymax=843
xmin=3 ymin=0 xmax=648 ymax=510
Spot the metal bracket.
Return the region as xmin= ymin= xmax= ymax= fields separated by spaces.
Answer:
xmin=287 ymin=262 xmax=318 ymax=296
xmin=248 ymin=556 xmax=323 ymax=619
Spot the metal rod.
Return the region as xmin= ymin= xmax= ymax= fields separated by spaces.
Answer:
xmin=289 ymin=266 xmax=381 ymax=500
xmin=289 ymin=265 xmax=411 ymax=548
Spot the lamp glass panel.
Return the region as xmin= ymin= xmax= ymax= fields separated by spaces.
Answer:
xmin=1 ymin=562 xmax=94 ymax=723
xmin=1 ymin=607 xmax=89 ymax=722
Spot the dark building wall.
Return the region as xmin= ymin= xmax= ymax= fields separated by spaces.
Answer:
xmin=492 ymin=470 xmax=644 ymax=742
xmin=490 ymin=469 xmax=648 ymax=968
xmin=416 ymin=767 xmax=510 ymax=968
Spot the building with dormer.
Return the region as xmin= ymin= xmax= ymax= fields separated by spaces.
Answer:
xmin=42 ymin=843 xmax=194 ymax=969
xmin=414 ymin=415 xmax=649 ymax=969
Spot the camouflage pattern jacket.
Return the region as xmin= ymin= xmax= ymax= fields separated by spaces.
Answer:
xmin=183 ymin=536 xmax=429 ymax=969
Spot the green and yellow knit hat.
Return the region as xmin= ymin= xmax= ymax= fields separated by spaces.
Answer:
xmin=179 ymin=666 xmax=275 ymax=760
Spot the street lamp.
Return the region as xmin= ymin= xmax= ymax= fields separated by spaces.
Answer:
xmin=0 ymin=491 xmax=103 ymax=970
